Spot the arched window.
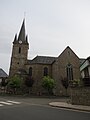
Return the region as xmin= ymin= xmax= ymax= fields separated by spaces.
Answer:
xmin=29 ymin=67 xmax=32 ymax=76
xmin=44 ymin=67 xmax=48 ymax=76
xmin=66 ymin=64 xmax=73 ymax=80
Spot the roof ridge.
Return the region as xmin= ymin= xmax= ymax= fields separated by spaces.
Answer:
xmin=35 ymin=55 xmax=57 ymax=58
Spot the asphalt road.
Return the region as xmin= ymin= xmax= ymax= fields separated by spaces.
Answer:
xmin=0 ymin=96 xmax=90 ymax=120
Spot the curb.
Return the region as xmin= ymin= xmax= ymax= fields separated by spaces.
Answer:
xmin=49 ymin=102 xmax=90 ymax=112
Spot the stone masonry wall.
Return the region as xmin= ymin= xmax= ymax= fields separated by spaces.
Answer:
xmin=71 ymin=87 xmax=90 ymax=106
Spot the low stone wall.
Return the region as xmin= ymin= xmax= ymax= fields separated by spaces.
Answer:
xmin=71 ymin=87 xmax=90 ymax=106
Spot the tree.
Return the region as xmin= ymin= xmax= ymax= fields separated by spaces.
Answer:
xmin=61 ymin=77 xmax=69 ymax=89
xmin=42 ymin=76 xmax=56 ymax=95
xmin=25 ymin=76 xmax=34 ymax=94
xmin=7 ymin=75 xmax=22 ymax=94
xmin=61 ymin=77 xmax=69 ymax=95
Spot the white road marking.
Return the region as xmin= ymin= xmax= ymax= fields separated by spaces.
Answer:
xmin=0 ymin=104 xmax=4 ymax=106
xmin=7 ymin=100 xmax=21 ymax=104
xmin=0 ymin=101 xmax=13 ymax=105
xmin=0 ymin=100 xmax=21 ymax=107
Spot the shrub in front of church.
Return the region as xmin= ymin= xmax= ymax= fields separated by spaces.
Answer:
xmin=61 ymin=77 xmax=69 ymax=95
xmin=42 ymin=76 xmax=56 ymax=95
xmin=7 ymin=75 xmax=22 ymax=94
xmin=61 ymin=77 xmax=69 ymax=90
xmin=69 ymin=79 xmax=81 ymax=87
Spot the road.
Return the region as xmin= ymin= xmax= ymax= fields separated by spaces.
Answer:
xmin=0 ymin=96 xmax=90 ymax=120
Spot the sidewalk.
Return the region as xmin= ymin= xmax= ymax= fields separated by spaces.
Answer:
xmin=49 ymin=102 xmax=90 ymax=112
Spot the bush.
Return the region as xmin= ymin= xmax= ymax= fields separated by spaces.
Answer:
xmin=69 ymin=79 xmax=81 ymax=87
xmin=7 ymin=75 xmax=22 ymax=94
xmin=42 ymin=76 xmax=56 ymax=95
xmin=61 ymin=77 xmax=69 ymax=89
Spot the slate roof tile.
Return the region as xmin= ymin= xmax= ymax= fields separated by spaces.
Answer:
xmin=0 ymin=68 xmax=8 ymax=78
xmin=27 ymin=56 xmax=57 ymax=65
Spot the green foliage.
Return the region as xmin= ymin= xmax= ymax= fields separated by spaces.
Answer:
xmin=69 ymin=79 xmax=81 ymax=87
xmin=8 ymin=75 xmax=22 ymax=89
xmin=42 ymin=76 xmax=56 ymax=94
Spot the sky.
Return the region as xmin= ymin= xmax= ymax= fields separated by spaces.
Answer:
xmin=0 ymin=0 xmax=90 ymax=74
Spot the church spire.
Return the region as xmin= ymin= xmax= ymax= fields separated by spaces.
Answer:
xmin=13 ymin=34 xmax=17 ymax=42
xmin=18 ymin=19 xmax=25 ymax=42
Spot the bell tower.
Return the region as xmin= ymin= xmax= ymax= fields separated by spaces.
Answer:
xmin=9 ymin=19 xmax=29 ymax=77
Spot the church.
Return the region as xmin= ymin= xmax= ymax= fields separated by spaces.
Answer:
xmin=9 ymin=19 xmax=82 ymax=95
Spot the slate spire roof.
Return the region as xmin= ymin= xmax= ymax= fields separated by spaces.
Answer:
xmin=13 ymin=34 xmax=17 ymax=42
xmin=0 ymin=68 xmax=8 ymax=78
xmin=13 ymin=19 xmax=28 ymax=44
xmin=18 ymin=19 xmax=25 ymax=42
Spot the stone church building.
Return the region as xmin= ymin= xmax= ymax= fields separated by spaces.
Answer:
xmin=9 ymin=19 xmax=81 ymax=95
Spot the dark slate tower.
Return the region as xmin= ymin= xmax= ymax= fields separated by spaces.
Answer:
xmin=9 ymin=19 xmax=29 ymax=77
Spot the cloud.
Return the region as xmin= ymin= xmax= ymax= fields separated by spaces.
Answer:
xmin=0 ymin=0 xmax=90 ymax=73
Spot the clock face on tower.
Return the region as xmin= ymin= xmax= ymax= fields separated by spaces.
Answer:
xmin=19 ymin=40 xmax=22 ymax=44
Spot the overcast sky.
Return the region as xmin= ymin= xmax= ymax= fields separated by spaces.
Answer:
xmin=0 ymin=0 xmax=90 ymax=74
